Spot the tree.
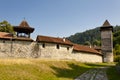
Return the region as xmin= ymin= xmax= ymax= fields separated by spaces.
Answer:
xmin=93 ymin=39 xmax=101 ymax=46
xmin=114 ymin=44 xmax=120 ymax=55
xmin=84 ymin=41 xmax=91 ymax=46
xmin=114 ymin=44 xmax=120 ymax=62
xmin=0 ymin=20 xmax=14 ymax=34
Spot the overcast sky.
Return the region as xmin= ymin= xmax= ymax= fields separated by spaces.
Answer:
xmin=0 ymin=0 xmax=120 ymax=39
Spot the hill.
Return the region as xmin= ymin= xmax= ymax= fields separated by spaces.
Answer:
xmin=67 ymin=25 xmax=120 ymax=46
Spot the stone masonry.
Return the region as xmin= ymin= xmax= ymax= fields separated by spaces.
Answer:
xmin=0 ymin=39 xmax=102 ymax=62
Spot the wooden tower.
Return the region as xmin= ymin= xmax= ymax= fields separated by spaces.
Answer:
xmin=13 ymin=20 xmax=34 ymax=38
xmin=100 ymin=20 xmax=113 ymax=62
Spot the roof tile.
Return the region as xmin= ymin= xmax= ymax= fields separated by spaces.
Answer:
xmin=19 ymin=20 xmax=30 ymax=28
xmin=73 ymin=44 xmax=102 ymax=55
xmin=0 ymin=32 xmax=33 ymax=41
xmin=36 ymin=35 xmax=73 ymax=46
xmin=102 ymin=20 xmax=111 ymax=27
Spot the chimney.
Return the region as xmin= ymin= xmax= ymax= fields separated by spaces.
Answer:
xmin=89 ymin=45 xmax=92 ymax=48
xmin=63 ymin=37 xmax=66 ymax=42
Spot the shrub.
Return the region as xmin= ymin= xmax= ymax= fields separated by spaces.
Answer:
xmin=114 ymin=55 xmax=120 ymax=62
xmin=115 ymin=56 xmax=120 ymax=74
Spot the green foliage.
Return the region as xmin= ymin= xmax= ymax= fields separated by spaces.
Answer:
xmin=117 ymin=61 xmax=120 ymax=65
xmin=84 ymin=41 xmax=91 ymax=46
xmin=107 ymin=66 xmax=120 ymax=80
xmin=93 ymin=39 xmax=101 ymax=46
xmin=0 ymin=20 xmax=14 ymax=34
xmin=113 ymin=30 xmax=120 ymax=46
xmin=113 ymin=25 xmax=120 ymax=32
xmin=114 ymin=44 xmax=120 ymax=55
xmin=113 ymin=28 xmax=120 ymax=62
xmin=114 ymin=56 xmax=120 ymax=62
xmin=67 ymin=26 xmax=120 ymax=46
xmin=67 ymin=27 xmax=101 ymax=45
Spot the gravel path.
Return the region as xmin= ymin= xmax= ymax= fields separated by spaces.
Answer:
xmin=74 ymin=67 xmax=108 ymax=80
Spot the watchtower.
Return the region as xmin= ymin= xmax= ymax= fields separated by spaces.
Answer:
xmin=100 ymin=20 xmax=113 ymax=62
xmin=13 ymin=20 xmax=34 ymax=38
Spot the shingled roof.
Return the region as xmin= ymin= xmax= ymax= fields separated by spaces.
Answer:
xmin=36 ymin=35 xmax=73 ymax=46
xmin=14 ymin=20 xmax=34 ymax=33
xmin=73 ymin=44 xmax=102 ymax=55
xmin=102 ymin=20 xmax=111 ymax=27
xmin=19 ymin=20 xmax=30 ymax=28
xmin=100 ymin=20 xmax=113 ymax=32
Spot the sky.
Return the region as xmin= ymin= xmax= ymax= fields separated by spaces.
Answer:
xmin=0 ymin=0 xmax=120 ymax=39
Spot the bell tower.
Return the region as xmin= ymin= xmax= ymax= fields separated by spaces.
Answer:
xmin=100 ymin=20 xmax=113 ymax=62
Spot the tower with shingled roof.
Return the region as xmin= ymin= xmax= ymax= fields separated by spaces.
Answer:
xmin=13 ymin=20 xmax=34 ymax=38
xmin=100 ymin=20 xmax=113 ymax=62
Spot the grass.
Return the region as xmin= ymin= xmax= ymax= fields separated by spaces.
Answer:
xmin=107 ymin=66 xmax=120 ymax=80
xmin=0 ymin=59 xmax=109 ymax=80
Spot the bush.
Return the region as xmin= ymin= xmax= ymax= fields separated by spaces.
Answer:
xmin=115 ymin=57 xmax=120 ymax=74
xmin=117 ymin=62 xmax=120 ymax=65
xmin=114 ymin=55 xmax=120 ymax=62
xmin=116 ymin=62 xmax=120 ymax=66
xmin=116 ymin=62 xmax=120 ymax=74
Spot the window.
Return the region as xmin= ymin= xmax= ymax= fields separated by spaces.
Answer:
xmin=42 ymin=43 xmax=45 ymax=48
xmin=67 ymin=47 xmax=69 ymax=51
xmin=3 ymin=40 xmax=5 ymax=43
xmin=56 ymin=44 xmax=60 ymax=49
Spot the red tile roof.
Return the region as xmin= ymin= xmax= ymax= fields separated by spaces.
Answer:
xmin=36 ymin=35 xmax=73 ymax=46
xmin=0 ymin=32 xmax=33 ymax=41
xmin=73 ymin=44 xmax=102 ymax=55
xmin=0 ymin=32 xmax=13 ymax=39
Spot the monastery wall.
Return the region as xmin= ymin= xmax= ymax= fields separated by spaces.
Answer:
xmin=0 ymin=40 xmax=11 ymax=57
xmin=0 ymin=40 xmax=102 ymax=62
xmin=0 ymin=40 xmax=35 ymax=58
xmin=37 ymin=43 xmax=73 ymax=60
xmin=72 ymin=51 xmax=102 ymax=63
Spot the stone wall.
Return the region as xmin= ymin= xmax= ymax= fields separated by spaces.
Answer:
xmin=37 ymin=42 xmax=73 ymax=60
xmin=0 ymin=40 xmax=102 ymax=62
xmin=72 ymin=51 xmax=102 ymax=63
xmin=37 ymin=42 xmax=102 ymax=62
xmin=0 ymin=40 xmax=36 ymax=58
xmin=0 ymin=40 xmax=11 ymax=57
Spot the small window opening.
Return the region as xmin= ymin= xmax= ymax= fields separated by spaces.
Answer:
xmin=56 ymin=44 xmax=60 ymax=49
xmin=3 ymin=41 xmax=5 ymax=43
xmin=42 ymin=43 xmax=45 ymax=48
xmin=67 ymin=47 xmax=69 ymax=51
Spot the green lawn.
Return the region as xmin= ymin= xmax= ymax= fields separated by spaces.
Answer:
xmin=0 ymin=59 xmax=109 ymax=80
xmin=107 ymin=66 xmax=120 ymax=80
